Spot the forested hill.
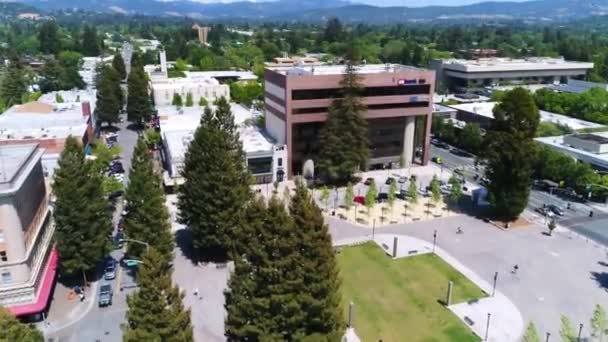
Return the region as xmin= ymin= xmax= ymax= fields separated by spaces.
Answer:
xmin=9 ymin=0 xmax=608 ymax=23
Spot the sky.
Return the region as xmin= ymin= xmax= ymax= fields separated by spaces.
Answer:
xmin=188 ymin=0 xmax=533 ymax=7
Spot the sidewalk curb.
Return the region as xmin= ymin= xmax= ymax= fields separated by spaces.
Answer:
xmin=45 ymin=280 xmax=100 ymax=337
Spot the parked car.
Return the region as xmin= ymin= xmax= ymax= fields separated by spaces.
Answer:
xmin=431 ymin=156 xmax=442 ymax=164
xmin=353 ymin=196 xmax=365 ymax=205
xmin=398 ymin=176 xmax=407 ymax=184
xmin=104 ymin=258 xmax=117 ymax=280
xmin=547 ymin=204 xmax=564 ymax=216
xmin=377 ymin=192 xmax=388 ymax=203
xmin=363 ymin=178 xmax=375 ymax=186
xmin=535 ymin=207 xmax=554 ymax=217
xmin=385 ymin=177 xmax=395 ymax=185
xmin=98 ymin=283 xmax=113 ymax=307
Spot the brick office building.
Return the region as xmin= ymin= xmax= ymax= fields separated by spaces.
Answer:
xmin=263 ymin=64 xmax=435 ymax=178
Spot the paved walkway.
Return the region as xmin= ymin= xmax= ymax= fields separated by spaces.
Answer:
xmin=335 ymin=233 xmax=524 ymax=342
xmin=40 ymin=279 xmax=98 ymax=335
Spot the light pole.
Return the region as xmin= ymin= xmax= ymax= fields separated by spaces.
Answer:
xmin=545 ymin=332 xmax=551 ymax=342
xmin=577 ymin=323 xmax=583 ymax=342
xmin=432 ymin=230 xmax=437 ymax=253
xmin=492 ymin=272 xmax=498 ymax=297
xmin=484 ymin=313 xmax=491 ymax=341
xmin=372 ymin=219 xmax=376 ymax=240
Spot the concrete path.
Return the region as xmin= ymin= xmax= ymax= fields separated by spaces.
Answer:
xmin=336 ymin=233 xmax=524 ymax=342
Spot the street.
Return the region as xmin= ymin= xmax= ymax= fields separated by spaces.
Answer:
xmin=429 ymin=143 xmax=608 ymax=245
xmin=45 ymin=114 xmax=139 ymax=342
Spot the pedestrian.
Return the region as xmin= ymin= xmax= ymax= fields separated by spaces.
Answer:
xmin=194 ymin=288 xmax=199 ymax=297
xmin=512 ymin=264 xmax=519 ymax=274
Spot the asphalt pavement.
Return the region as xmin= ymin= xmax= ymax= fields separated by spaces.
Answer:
xmin=429 ymin=142 xmax=608 ymax=246
xmin=46 ymin=114 xmax=140 ymax=342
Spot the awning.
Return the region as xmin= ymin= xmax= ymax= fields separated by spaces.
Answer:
xmin=8 ymin=248 xmax=59 ymax=316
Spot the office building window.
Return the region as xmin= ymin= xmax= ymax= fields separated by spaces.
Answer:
xmin=0 ymin=251 xmax=6 ymax=262
xmin=1 ymin=271 xmax=11 ymax=284
xmin=278 ymin=158 xmax=283 ymax=167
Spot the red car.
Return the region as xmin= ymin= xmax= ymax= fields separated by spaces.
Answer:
xmin=353 ymin=196 xmax=365 ymax=205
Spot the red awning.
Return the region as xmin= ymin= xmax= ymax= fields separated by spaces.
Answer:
xmin=8 ymin=248 xmax=58 ymax=316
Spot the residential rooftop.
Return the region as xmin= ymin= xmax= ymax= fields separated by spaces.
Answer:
xmin=438 ymin=57 xmax=594 ymax=73
xmin=267 ymin=63 xmax=425 ymax=76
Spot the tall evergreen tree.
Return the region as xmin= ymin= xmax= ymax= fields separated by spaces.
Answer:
xmin=81 ymin=25 xmax=100 ymax=56
xmin=0 ymin=307 xmax=43 ymax=342
xmin=178 ymin=98 xmax=252 ymax=260
xmin=95 ymin=66 xmax=120 ymax=126
xmin=127 ymin=64 xmax=152 ymax=125
xmin=289 ymin=180 xmax=344 ymax=339
xmin=317 ymin=62 xmax=369 ymax=183
xmin=53 ymin=137 xmax=111 ymax=282
xmin=483 ymin=88 xmax=539 ymax=220
xmin=123 ymin=138 xmax=174 ymax=258
xmin=124 ymin=248 xmax=193 ymax=342
xmin=38 ymin=20 xmax=61 ymax=55
xmin=225 ymin=196 xmax=303 ymax=340
xmin=38 ymin=59 xmax=63 ymax=93
xmin=0 ymin=57 xmax=26 ymax=107
xmin=112 ymin=53 xmax=127 ymax=80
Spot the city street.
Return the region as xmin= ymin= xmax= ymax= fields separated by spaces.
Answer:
xmin=45 ymin=114 xmax=139 ymax=342
xmin=429 ymin=143 xmax=608 ymax=245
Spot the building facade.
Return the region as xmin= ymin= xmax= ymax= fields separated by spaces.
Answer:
xmin=0 ymin=144 xmax=57 ymax=318
xmin=264 ymin=64 xmax=435 ymax=178
xmin=431 ymin=57 xmax=593 ymax=92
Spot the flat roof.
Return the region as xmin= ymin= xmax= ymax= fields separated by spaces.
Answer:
xmin=0 ymin=102 xmax=89 ymax=141
xmin=157 ymin=103 xmax=253 ymax=129
xmin=447 ymin=101 xmax=603 ymax=130
xmin=0 ymin=144 xmax=37 ymax=184
xmin=570 ymin=133 xmax=608 ymax=144
xmin=268 ymin=63 xmax=425 ymax=76
xmin=536 ymin=135 xmax=608 ymax=169
xmin=184 ymin=71 xmax=257 ymax=81
xmin=439 ymin=57 xmax=593 ymax=73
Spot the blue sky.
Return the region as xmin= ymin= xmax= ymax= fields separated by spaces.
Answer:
xmin=190 ymin=0 xmax=532 ymax=6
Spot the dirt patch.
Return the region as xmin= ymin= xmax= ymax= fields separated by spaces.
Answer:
xmin=489 ymin=216 xmax=530 ymax=230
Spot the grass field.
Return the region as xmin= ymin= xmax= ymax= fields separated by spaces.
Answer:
xmin=337 ymin=242 xmax=485 ymax=342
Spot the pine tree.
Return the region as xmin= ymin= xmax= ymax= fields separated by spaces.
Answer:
xmin=185 ymin=92 xmax=193 ymax=107
xmin=94 ymin=66 xmax=120 ymax=126
xmin=365 ymin=181 xmax=377 ymax=218
xmin=172 ymin=93 xmax=183 ymax=107
xmin=198 ymin=97 xmax=208 ymax=106
xmin=178 ymin=98 xmax=252 ymax=260
xmin=289 ymin=180 xmax=344 ymax=339
xmin=38 ymin=60 xmax=63 ymax=93
xmin=127 ymin=64 xmax=152 ymax=125
xmin=430 ymin=175 xmax=442 ymax=204
xmin=81 ymin=25 xmax=100 ymax=56
xmin=123 ymin=138 xmax=174 ymax=259
xmin=408 ymin=178 xmax=418 ymax=205
xmin=483 ymin=88 xmax=539 ymax=220
xmin=0 ymin=307 xmax=43 ymax=342
xmin=124 ymin=248 xmax=193 ymax=342
xmin=317 ymin=62 xmax=369 ymax=184
xmin=0 ymin=57 xmax=26 ymax=107
xmin=38 ymin=20 xmax=61 ymax=55
xmin=112 ymin=53 xmax=127 ymax=80
xmin=53 ymin=137 xmax=111 ymax=282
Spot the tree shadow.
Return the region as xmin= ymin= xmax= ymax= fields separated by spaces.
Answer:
xmin=175 ymin=229 xmax=198 ymax=265
xmin=591 ymin=271 xmax=608 ymax=289
xmin=126 ymin=123 xmax=143 ymax=132
xmin=598 ymin=261 xmax=608 ymax=267
xmin=100 ymin=125 xmax=120 ymax=133
xmin=57 ymin=263 xmax=103 ymax=288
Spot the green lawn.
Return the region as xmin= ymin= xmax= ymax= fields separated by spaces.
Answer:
xmin=337 ymin=242 xmax=485 ymax=342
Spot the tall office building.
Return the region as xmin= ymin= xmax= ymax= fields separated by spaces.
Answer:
xmin=0 ymin=144 xmax=57 ymax=319
xmin=264 ymin=64 xmax=435 ymax=177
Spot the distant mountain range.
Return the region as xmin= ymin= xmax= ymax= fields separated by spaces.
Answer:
xmin=8 ymin=0 xmax=608 ymax=23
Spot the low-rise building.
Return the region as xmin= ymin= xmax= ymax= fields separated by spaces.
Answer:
xmin=445 ymin=101 xmax=603 ymax=131
xmin=266 ymin=55 xmax=322 ymax=68
xmin=0 ymin=144 xmax=57 ymax=319
xmin=536 ymin=133 xmax=608 ymax=170
xmin=151 ymin=76 xmax=230 ymax=106
xmin=0 ymin=101 xmax=95 ymax=177
xmin=431 ymin=57 xmax=594 ymax=93
xmin=158 ymin=104 xmax=286 ymax=187
xmin=548 ymin=78 xmax=608 ymax=94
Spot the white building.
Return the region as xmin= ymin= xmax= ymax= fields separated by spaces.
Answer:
xmin=158 ymin=104 xmax=286 ymax=186
xmin=536 ymin=133 xmax=608 ymax=170
xmin=151 ymin=76 xmax=230 ymax=106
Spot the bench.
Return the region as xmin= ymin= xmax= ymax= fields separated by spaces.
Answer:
xmin=382 ymin=243 xmax=390 ymax=250
xmin=408 ymin=250 xmax=418 ymax=255
xmin=464 ymin=316 xmax=475 ymax=326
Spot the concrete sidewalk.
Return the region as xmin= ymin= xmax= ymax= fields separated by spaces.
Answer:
xmin=40 ymin=279 xmax=99 ymax=336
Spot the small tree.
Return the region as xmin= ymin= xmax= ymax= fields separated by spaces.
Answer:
xmin=0 ymin=307 xmax=43 ymax=341
xmin=55 ymin=93 xmax=64 ymax=103
xmin=172 ymin=93 xmax=183 ymax=107
xmin=365 ymin=181 xmax=378 ymax=218
xmin=560 ymin=315 xmax=576 ymax=342
xmin=548 ymin=219 xmax=557 ymax=236
xmin=523 ymin=322 xmax=540 ymax=342
xmin=591 ymin=304 xmax=607 ymax=339
xmin=198 ymin=97 xmax=208 ymax=106
xmin=388 ymin=181 xmax=397 ymax=213
xmin=320 ymin=185 xmax=330 ymax=211
xmin=448 ymin=175 xmax=463 ymax=208
xmin=408 ymin=178 xmax=418 ymax=205
xmin=344 ymin=182 xmax=354 ymax=211
xmin=430 ymin=175 xmax=442 ymax=205
xmin=185 ymin=92 xmax=193 ymax=107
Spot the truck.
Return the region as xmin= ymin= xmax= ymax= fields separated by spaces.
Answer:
xmin=98 ymin=283 xmax=113 ymax=307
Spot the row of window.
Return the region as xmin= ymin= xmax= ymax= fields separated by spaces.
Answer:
xmin=291 ymin=85 xmax=431 ymax=100
xmin=292 ymin=102 xmax=429 ymax=115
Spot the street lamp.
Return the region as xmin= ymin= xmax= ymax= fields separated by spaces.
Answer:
xmin=492 ymin=272 xmax=498 ymax=297
xmin=372 ymin=219 xmax=376 ymax=240
xmin=484 ymin=313 xmax=491 ymax=341
xmin=545 ymin=332 xmax=551 ymax=342
xmin=432 ymin=230 xmax=437 ymax=253
xmin=577 ymin=323 xmax=583 ymax=342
